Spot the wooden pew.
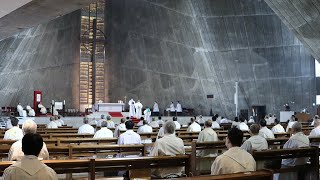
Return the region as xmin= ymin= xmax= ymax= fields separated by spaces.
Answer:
xmin=56 ymin=138 xmax=118 ymax=146
xmin=49 ymin=134 xmax=93 ymax=139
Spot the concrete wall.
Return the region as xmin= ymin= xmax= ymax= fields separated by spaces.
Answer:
xmin=0 ymin=10 xmax=81 ymax=109
xmin=106 ymin=0 xmax=316 ymax=118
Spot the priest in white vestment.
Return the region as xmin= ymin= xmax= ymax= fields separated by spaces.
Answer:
xmin=3 ymin=134 xmax=58 ymax=180
xmin=241 ymin=124 xmax=268 ymax=153
xmin=237 ymin=118 xmax=249 ymax=131
xmin=26 ymin=105 xmax=35 ymax=117
xmin=46 ymin=116 xmax=58 ymax=129
xmin=78 ymin=117 xmax=95 ymax=134
xmin=144 ymin=108 xmax=152 ymax=124
xmin=134 ymin=100 xmax=143 ymax=119
xmin=128 ymin=99 xmax=135 ymax=118
xmin=38 ymin=103 xmax=47 ymax=114
xmin=114 ymin=118 xmax=127 ymax=138
xmin=153 ymin=101 xmax=159 ymax=115
xmin=149 ymin=118 xmax=159 ymax=128
xmin=271 ymin=118 xmax=285 ymax=134
xmin=286 ymin=115 xmax=296 ymax=132
xmin=17 ymin=103 xmax=24 ymax=117
xmin=176 ymin=101 xmax=182 ymax=116
xmin=187 ymin=118 xmax=201 ymax=132
xmin=259 ymin=119 xmax=275 ymax=139
xmin=118 ymin=120 xmax=141 ymax=145
xmin=93 ymin=121 xmax=113 ymax=139
xmin=137 ymin=120 xmax=153 ymax=144
xmin=4 ymin=116 xmax=23 ymax=141
xmin=211 ymin=128 xmax=256 ymax=175
xmin=211 ymin=116 xmax=220 ymax=129
xmin=9 ymin=120 xmax=49 ymax=161
xmin=151 ymin=120 xmax=185 ymax=178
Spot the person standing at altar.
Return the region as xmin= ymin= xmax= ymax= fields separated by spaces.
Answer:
xmin=135 ymin=100 xmax=143 ymax=119
xmin=144 ymin=107 xmax=152 ymax=124
xmin=153 ymin=101 xmax=159 ymax=116
xmin=169 ymin=102 xmax=175 ymax=116
xmin=176 ymin=101 xmax=182 ymax=116
xmin=128 ymin=99 xmax=135 ymax=118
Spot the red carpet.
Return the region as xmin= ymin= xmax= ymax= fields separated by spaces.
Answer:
xmin=109 ymin=112 xmax=123 ymax=118
xmin=131 ymin=117 xmax=140 ymax=124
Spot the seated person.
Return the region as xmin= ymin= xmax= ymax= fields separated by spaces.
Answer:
xmin=248 ymin=116 xmax=255 ymax=124
xmin=311 ymin=115 xmax=319 ymax=126
xmin=258 ymin=119 xmax=275 ymax=139
xmin=286 ymin=115 xmax=296 ymax=132
xmin=54 ymin=116 xmax=62 ymax=127
xmin=118 ymin=120 xmax=141 ymax=145
xmin=93 ymin=121 xmax=113 ymax=139
xmin=78 ymin=117 xmax=95 ymax=134
xmin=3 ymin=134 xmax=58 ymax=179
xmin=187 ymin=117 xmax=201 ymax=132
xmin=241 ymin=124 xmax=268 ymax=152
xmin=211 ymin=128 xmax=256 ymax=175
xmin=106 ymin=116 xmax=115 ymax=129
xmin=231 ymin=117 xmax=240 ymax=127
xmin=4 ymin=116 xmax=23 ymax=141
xmin=219 ymin=117 xmax=229 ymax=124
xmin=137 ymin=120 xmax=153 ymax=144
xmin=57 ymin=115 xmax=64 ymax=126
xmin=310 ymin=118 xmax=320 ymax=137
xmin=46 ymin=116 xmax=58 ymax=129
xmin=173 ymin=117 xmax=181 ymax=130
xmin=9 ymin=120 xmax=49 ymax=161
xmin=151 ymin=120 xmax=185 ymax=178
xmin=136 ymin=117 xmax=145 ymax=127
xmin=114 ymin=118 xmax=127 ymax=137
xmin=211 ymin=116 xmax=220 ymax=129
xmin=149 ymin=118 xmax=159 ymax=128
xmin=237 ymin=117 xmax=249 ymax=131
xmin=271 ymin=118 xmax=285 ymax=134
xmin=157 ymin=116 xmax=164 ymax=126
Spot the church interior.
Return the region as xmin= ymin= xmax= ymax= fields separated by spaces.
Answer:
xmin=0 ymin=0 xmax=320 ymax=179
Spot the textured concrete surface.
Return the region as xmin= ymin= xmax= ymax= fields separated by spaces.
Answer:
xmin=0 ymin=0 xmax=97 ymax=40
xmin=106 ymin=0 xmax=316 ymax=118
xmin=0 ymin=10 xmax=81 ymax=109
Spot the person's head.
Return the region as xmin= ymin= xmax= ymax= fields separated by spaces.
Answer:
xmin=249 ymin=124 xmax=260 ymax=135
xmin=212 ymin=116 xmax=217 ymax=122
xmin=143 ymin=120 xmax=148 ymax=125
xmin=10 ymin=116 xmax=19 ymax=126
xmin=249 ymin=116 xmax=253 ymax=119
xmin=121 ymin=118 xmax=126 ymax=124
xmin=314 ymin=119 xmax=320 ymax=127
xmin=260 ymin=119 xmax=267 ymax=127
xmin=190 ymin=117 xmax=196 ymax=123
xmin=234 ymin=117 xmax=239 ymax=122
xmin=152 ymin=117 xmax=156 ymax=121
xmin=177 ymin=101 xmax=180 ymax=103
xmin=140 ymin=117 xmax=144 ymax=121
xmin=54 ymin=116 xmax=58 ymax=120
xmin=58 ymin=115 xmax=61 ymax=120
xmin=291 ymin=122 xmax=302 ymax=134
xmin=315 ymin=115 xmax=319 ymax=119
xmin=199 ymin=115 xmax=202 ymax=119
xmin=240 ymin=117 xmax=245 ymax=123
xmin=163 ymin=121 xmax=176 ymax=135
xmin=274 ymin=118 xmax=280 ymax=125
xmin=269 ymin=113 xmax=272 ymax=117
xmin=22 ymin=133 xmax=43 ymax=157
xmin=83 ymin=117 xmax=89 ymax=124
xmin=50 ymin=116 xmax=55 ymax=122
xmin=101 ymin=121 xmax=108 ymax=127
xmin=214 ymin=114 xmax=219 ymax=118
xmin=221 ymin=116 xmax=224 ymax=119
xmin=291 ymin=115 xmax=295 ymax=121
xmin=101 ymin=115 xmax=105 ymax=119
xmin=173 ymin=117 xmax=177 ymax=121
xmin=158 ymin=116 xmax=162 ymax=120
xmin=205 ymin=120 xmax=212 ymax=128
xmin=126 ymin=117 xmax=130 ymax=120
xmin=125 ymin=120 xmax=134 ymax=129
xmin=107 ymin=116 xmax=111 ymax=120
xmin=225 ymin=128 xmax=243 ymax=149
xmin=22 ymin=120 xmax=37 ymax=135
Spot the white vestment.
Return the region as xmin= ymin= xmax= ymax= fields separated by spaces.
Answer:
xmin=54 ymin=120 xmax=62 ymax=127
xmin=3 ymin=155 xmax=58 ymax=180
xmin=157 ymin=127 xmax=165 ymax=139
xmin=197 ymin=118 xmax=205 ymax=124
xmin=211 ymin=121 xmax=220 ymax=129
xmin=170 ymin=103 xmax=175 ymax=112
xmin=134 ymin=102 xmax=143 ymax=119
xmin=309 ymin=126 xmax=320 ymax=137
xmin=149 ymin=121 xmax=159 ymax=128
xmin=58 ymin=119 xmax=65 ymax=126
xmin=286 ymin=121 xmax=296 ymax=132
xmin=93 ymin=127 xmax=113 ymax=139
xmin=259 ymin=126 xmax=275 ymax=139
xmin=137 ymin=125 xmax=153 ymax=144
xmin=211 ymin=147 xmax=256 ymax=175
xmin=150 ymin=134 xmax=185 ymax=178
xmin=4 ymin=126 xmax=23 ymax=141
xmin=153 ymin=102 xmax=159 ymax=112
xmin=176 ymin=103 xmax=182 ymax=112
xmin=144 ymin=109 xmax=152 ymax=123
xmin=78 ymin=124 xmax=95 ymax=134
xmin=17 ymin=105 xmax=24 ymax=117
xmin=187 ymin=122 xmax=201 ymax=132
xmin=38 ymin=104 xmax=47 ymax=114
xmin=118 ymin=130 xmax=141 ymax=145
xmin=28 ymin=109 xmax=35 ymax=117
xmin=237 ymin=122 xmax=249 ymax=131
xmin=248 ymin=118 xmax=255 ymax=123
xmin=220 ymin=118 xmax=229 ymax=124
xmin=266 ymin=117 xmax=274 ymax=125
xmin=8 ymin=140 xmax=49 ymax=161
xmin=271 ymin=124 xmax=285 ymax=134
xmin=232 ymin=121 xmax=240 ymax=127
xmin=114 ymin=123 xmax=126 ymax=137
xmin=241 ymin=135 xmax=268 ymax=152
xmin=128 ymin=99 xmax=135 ymax=117
xmin=46 ymin=121 xmax=58 ymax=129
xmin=197 ymin=128 xmax=218 ymax=157
xmin=106 ymin=120 xmax=115 ymax=129
xmin=174 ymin=121 xmax=181 ymax=130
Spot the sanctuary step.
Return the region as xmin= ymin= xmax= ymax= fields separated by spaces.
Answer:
xmin=108 ymin=112 xmax=123 ymax=118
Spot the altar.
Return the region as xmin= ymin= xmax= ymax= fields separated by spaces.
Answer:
xmin=95 ymin=103 xmax=124 ymax=112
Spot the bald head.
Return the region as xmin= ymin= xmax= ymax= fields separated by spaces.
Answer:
xmin=249 ymin=124 xmax=260 ymax=135
xmin=164 ymin=121 xmax=176 ymax=135
xmin=22 ymin=120 xmax=37 ymax=135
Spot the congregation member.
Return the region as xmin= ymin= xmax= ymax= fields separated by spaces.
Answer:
xmin=241 ymin=124 xmax=268 ymax=152
xmin=149 ymin=118 xmax=160 ymax=128
xmin=231 ymin=117 xmax=240 ymax=127
xmin=211 ymin=116 xmax=220 ymax=129
xmin=137 ymin=120 xmax=153 ymax=144
xmin=93 ymin=121 xmax=113 ymax=139
xmin=96 ymin=115 xmax=106 ymax=127
xmin=309 ymin=118 xmax=320 ymax=137
xmin=157 ymin=116 xmax=164 ymax=126
xmin=4 ymin=116 xmax=23 ymax=140
xmin=237 ymin=117 xmax=249 ymax=131
xmin=248 ymin=116 xmax=255 ymax=124
xmin=57 ymin=115 xmax=64 ymax=126
xmin=46 ymin=116 xmax=58 ymax=129
xmin=286 ymin=115 xmax=296 ymax=132
xmin=271 ymin=118 xmax=285 ymax=133
xmin=106 ymin=116 xmax=115 ymax=129
xmin=187 ymin=117 xmax=201 ymax=132
xmin=3 ymin=134 xmax=58 ymax=179
xmin=173 ymin=117 xmax=181 ymax=130
xmin=9 ymin=120 xmax=49 ymax=161
xmin=151 ymin=121 xmax=185 ymax=178
xmin=266 ymin=114 xmax=275 ymax=125
xmin=54 ymin=116 xmax=62 ymax=127
xmin=114 ymin=118 xmax=127 ymax=137
xmin=311 ymin=115 xmax=319 ymax=126
xmin=78 ymin=117 xmax=95 ymax=134
xmin=219 ymin=117 xmax=229 ymax=124
xmin=197 ymin=115 xmax=205 ymax=124
xmin=118 ymin=120 xmax=141 ymax=145
xmin=258 ymin=119 xmax=275 ymax=139
xmin=211 ymin=128 xmax=256 ymax=175
xmin=136 ymin=117 xmax=145 ymax=126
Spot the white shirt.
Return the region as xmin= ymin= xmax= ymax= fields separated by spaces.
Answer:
xmin=241 ymin=135 xmax=268 ymax=152
xmin=174 ymin=121 xmax=181 ymax=130
xmin=220 ymin=118 xmax=229 ymax=124
xmin=176 ymin=103 xmax=182 ymax=112
xmin=137 ymin=120 xmax=143 ymax=127
xmin=118 ymin=130 xmax=141 ymax=145
xmin=153 ymin=103 xmax=159 ymax=112
xmin=259 ymin=127 xmax=275 ymax=139
xmin=54 ymin=120 xmax=62 ymax=127
xmin=93 ymin=127 xmax=113 ymax=139
xmin=157 ymin=120 xmax=164 ymax=126
xmin=8 ymin=140 xmax=49 ymax=161
xmin=211 ymin=121 xmax=220 ymax=129
xmin=282 ymin=132 xmax=309 ymax=166
xmin=197 ymin=128 xmax=218 ymax=157
xmin=4 ymin=126 xmax=23 ymax=141
xmin=248 ymin=118 xmax=255 ymax=123
xmin=271 ymin=124 xmax=285 ymax=134
xmin=187 ymin=122 xmax=201 ymax=132
xmin=309 ymin=126 xmax=320 ymax=137
xmin=58 ymin=119 xmax=65 ymax=126
xmin=232 ymin=121 xmax=240 ymax=127
xmin=170 ymin=103 xmax=175 ymax=112
xmin=149 ymin=121 xmax=159 ymax=128
xmin=78 ymin=124 xmax=95 ymax=134
xmin=137 ymin=125 xmax=153 ymax=144
xmin=286 ymin=121 xmax=296 ymax=132
xmin=106 ymin=120 xmax=115 ymax=129
xmin=237 ymin=122 xmax=249 ymax=131
xmin=114 ymin=123 xmax=127 ymax=137
xmin=47 ymin=121 xmax=58 ymax=129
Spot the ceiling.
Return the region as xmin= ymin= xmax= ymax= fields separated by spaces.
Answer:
xmin=0 ymin=0 xmax=32 ymax=18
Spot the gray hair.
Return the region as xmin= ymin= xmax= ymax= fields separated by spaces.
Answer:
xmin=101 ymin=121 xmax=108 ymax=127
xmin=249 ymin=124 xmax=260 ymax=135
xmin=22 ymin=119 xmax=37 ymax=135
xmin=292 ymin=122 xmax=302 ymax=133
xmin=164 ymin=120 xmax=176 ymax=135
xmin=83 ymin=117 xmax=89 ymax=124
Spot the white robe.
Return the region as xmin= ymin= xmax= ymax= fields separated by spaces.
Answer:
xmin=9 ymin=140 xmax=49 ymax=161
xmin=286 ymin=121 xmax=296 ymax=132
xmin=150 ymin=134 xmax=185 ymax=178
xmin=78 ymin=124 xmax=95 ymax=134
xmin=187 ymin=122 xmax=201 ymax=132
xmin=248 ymin=118 xmax=255 ymax=123
xmin=93 ymin=127 xmax=113 ymax=139
xmin=211 ymin=121 xmax=220 ymax=129
xmin=170 ymin=103 xmax=175 ymax=112
xmin=46 ymin=121 xmax=58 ymax=129
xmin=118 ymin=130 xmax=141 ymax=145
xmin=259 ymin=127 xmax=275 ymax=139
xmin=114 ymin=123 xmax=126 ymax=137
xmin=134 ymin=102 xmax=143 ymax=119
xmin=211 ymin=147 xmax=256 ymax=175
xmin=237 ymin=122 xmax=249 ymax=131
xmin=241 ymin=135 xmax=268 ymax=152
xmin=232 ymin=121 xmax=240 ymax=127
xmin=197 ymin=128 xmax=218 ymax=157
xmin=17 ymin=105 xmax=24 ymax=117
xmin=153 ymin=103 xmax=159 ymax=112
xmin=128 ymin=99 xmax=135 ymax=117
xmin=149 ymin=121 xmax=159 ymax=128
xmin=271 ymin=124 xmax=285 ymax=134
xmin=220 ymin=118 xmax=229 ymax=124
xmin=157 ymin=127 xmax=165 ymax=139
xmin=3 ymin=126 xmax=23 ymax=141
xmin=157 ymin=120 xmax=164 ymax=126
xmin=309 ymin=126 xmax=320 ymax=137
xmin=137 ymin=125 xmax=153 ymax=144
xmin=144 ymin=109 xmax=151 ymax=124
xmin=3 ymin=155 xmax=58 ymax=180
xmin=176 ymin=103 xmax=182 ymax=112
xmin=106 ymin=120 xmax=115 ymax=129
xmin=174 ymin=121 xmax=181 ymax=130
